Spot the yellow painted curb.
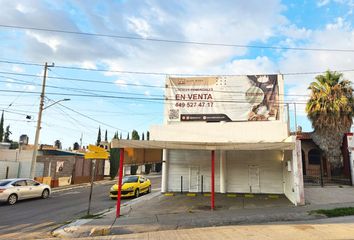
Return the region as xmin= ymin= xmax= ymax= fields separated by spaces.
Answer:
xmin=164 ymin=193 xmax=174 ymax=196
xmin=187 ymin=193 xmax=197 ymax=197
xmin=227 ymin=194 xmax=237 ymax=198
xmin=244 ymin=194 xmax=254 ymax=198
xmin=268 ymin=195 xmax=279 ymax=199
xmin=203 ymin=193 xmax=211 ymax=197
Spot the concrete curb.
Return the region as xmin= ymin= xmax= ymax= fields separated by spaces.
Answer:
xmin=51 ymin=191 xmax=161 ymax=238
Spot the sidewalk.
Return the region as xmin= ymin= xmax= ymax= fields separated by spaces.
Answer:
xmin=52 ymin=187 xmax=354 ymax=238
xmin=69 ymin=223 xmax=354 ymax=240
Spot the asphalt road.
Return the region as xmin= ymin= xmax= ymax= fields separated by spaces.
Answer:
xmin=0 ymin=174 xmax=161 ymax=239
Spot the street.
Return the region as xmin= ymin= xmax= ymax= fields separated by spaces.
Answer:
xmin=0 ymin=175 xmax=161 ymax=239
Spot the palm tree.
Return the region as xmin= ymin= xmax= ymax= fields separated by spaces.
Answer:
xmin=306 ymin=70 xmax=354 ymax=174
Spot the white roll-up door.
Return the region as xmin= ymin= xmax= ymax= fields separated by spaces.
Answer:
xmin=227 ymin=150 xmax=283 ymax=194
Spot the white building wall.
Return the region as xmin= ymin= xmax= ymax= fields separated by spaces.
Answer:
xmin=0 ymin=149 xmax=44 ymax=178
xmin=167 ymin=149 xmax=285 ymax=194
xmin=0 ymin=161 xmax=19 ymax=179
xmin=283 ymin=150 xmax=295 ymax=203
xmin=168 ymin=150 xmax=220 ymax=192
xmin=151 ymin=121 xmax=288 ymax=143
xmin=226 ymin=150 xmax=283 ymax=194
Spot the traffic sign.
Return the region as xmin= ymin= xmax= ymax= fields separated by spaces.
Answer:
xmin=84 ymin=144 xmax=110 ymax=159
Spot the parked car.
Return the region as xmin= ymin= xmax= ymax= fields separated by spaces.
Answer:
xmin=110 ymin=175 xmax=151 ymax=199
xmin=0 ymin=178 xmax=51 ymax=205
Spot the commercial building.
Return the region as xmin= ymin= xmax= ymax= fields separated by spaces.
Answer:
xmin=113 ymin=75 xmax=305 ymax=206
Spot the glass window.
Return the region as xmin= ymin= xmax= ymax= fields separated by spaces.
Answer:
xmin=12 ymin=180 xmax=26 ymax=186
xmin=26 ymin=180 xmax=39 ymax=186
xmin=122 ymin=176 xmax=139 ymax=184
xmin=308 ymin=149 xmax=321 ymax=165
xmin=0 ymin=180 xmax=12 ymax=186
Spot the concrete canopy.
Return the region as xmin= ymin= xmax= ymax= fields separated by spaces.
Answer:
xmin=111 ymin=139 xmax=295 ymax=151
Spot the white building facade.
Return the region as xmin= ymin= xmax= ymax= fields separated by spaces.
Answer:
xmin=150 ymin=75 xmax=305 ymax=205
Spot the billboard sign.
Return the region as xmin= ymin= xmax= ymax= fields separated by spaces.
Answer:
xmin=166 ymin=75 xmax=279 ymax=122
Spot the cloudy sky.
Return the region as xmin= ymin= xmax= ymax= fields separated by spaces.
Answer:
xmin=0 ymin=0 xmax=354 ymax=148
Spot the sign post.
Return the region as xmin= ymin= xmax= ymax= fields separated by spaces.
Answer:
xmin=87 ymin=159 xmax=96 ymax=215
xmin=116 ymin=148 xmax=125 ymax=218
xmin=84 ymin=145 xmax=110 ymax=216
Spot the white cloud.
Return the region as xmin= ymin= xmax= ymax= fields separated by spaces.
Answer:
xmin=11 ymin=65 xmax=25 ymax=73
xmin=126 ymin=17 xmax=152 ymax=38
xmin=326 ymin=17 xmax=351 ymax=30
xmin=317 ymin=0 xmax=331 ymax=7
xmin=0 ymin=0 xmax=287 ymax=74
xmin=26 ymin=31 xmax=62 ymax=52
xmin=80 ymin=61 xmax=97 ymax=69
xmin=114 ymin=79 xmax=127 ymax=88
xmin=23 ymin=85 xmax=36 ymax=91
xmin=219 ymin=56 xmax=277 ymax=75
xmin=278 ymin=19 xmax=354 ymax=117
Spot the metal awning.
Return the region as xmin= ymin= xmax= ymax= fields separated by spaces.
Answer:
xmin=111 ymin=139 xmax=295 ymax=151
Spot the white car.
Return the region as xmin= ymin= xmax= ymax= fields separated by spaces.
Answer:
xmin=0 ymin=178 xmax=51 ymax=205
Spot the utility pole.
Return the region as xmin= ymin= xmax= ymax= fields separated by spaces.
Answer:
xmin=29 ymin=62 xmax=54 ymax=179
xmin=80 ymin=133 xmax=83 ymax=149
xmin=294 ymin=102 xmax=298 ymax=132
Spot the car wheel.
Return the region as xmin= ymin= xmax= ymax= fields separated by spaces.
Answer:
xmin=8 ymin=194 xmax=17 ymax=205
xmin=135 ymin=189 xmax=140 ymax=198
xmin=147 ymin=186 xmax=151 ymax=193
xmin=42 ymin=189 xmax=50 ymax=199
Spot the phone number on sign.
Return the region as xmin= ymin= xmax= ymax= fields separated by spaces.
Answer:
xmin=175 ymin=102 xmax=214 ymax=108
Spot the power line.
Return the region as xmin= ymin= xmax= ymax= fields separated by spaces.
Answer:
xmin=2 ymin=59 xmax=354 ymax=77
xmin=1 ymin=108 xmax=33 ymax=117
xmin=0 ymin=74 xmax=163 ymax=98
xmin=0 ymin=89 xmax=310 ymax=105
xmin=56 ymin=101 xmax=129 ymax=132
xmin=1 ymin=24 xmax=354 ymax=52
xmin=0 ymin=69 xmax=314 ymax=97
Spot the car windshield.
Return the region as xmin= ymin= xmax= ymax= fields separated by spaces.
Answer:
xmin=122 ymin=176 xmax=139 ymax=184
xmin=0 ymin=180 xmax=12 ymax=186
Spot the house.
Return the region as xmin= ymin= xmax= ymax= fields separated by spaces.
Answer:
xmin=297 ymin=131 xmax=352 ymax=185
xmin=0 ymin=142 xmax=105 ymax=186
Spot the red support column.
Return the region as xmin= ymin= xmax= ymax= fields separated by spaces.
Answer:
xmin=116 ymin=148 xmax=125 ymax=218
xmin=211 ymin=150 xmax=215 ymax=210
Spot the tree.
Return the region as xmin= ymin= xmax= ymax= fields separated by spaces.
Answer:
xmin=96 ymin=126 xmax=101 ymax=146
xmin=130 ymin=130 xmax=140 ymax=174
xmin=109 ymin=132 xmax=120 ymax=179
xmin=73 ymin=142 xmax=80 ymax=150
xmin=126 ymin=132 xmax=130 ymax=140
xmin=132 ymin=130 xmax=140 ymax=140
xmin=119 ymin=132 xmax=122 ymax=139
xmin=0 ymin=111 xmax=4 ymax=142
xmin=306 ymin=70 xmax=354 ymax=174
xmin=105 ymin=130 xmax=108 ymax=141
xmin=4 ymin=125 xmax=12 ymax=143
xmin=54 ymin=140 xmax=62 ymax=149
xmin=147 ymin=131 xmax=150 ymax=140
xmin=142 ymin=132 xmax=145 ymax=140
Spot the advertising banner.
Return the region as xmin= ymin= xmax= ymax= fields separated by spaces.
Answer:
xmin=166 ymin=75 xmax=279 ymax=122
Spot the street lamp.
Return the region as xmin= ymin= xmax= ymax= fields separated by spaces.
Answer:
xmin=43 ymin=98 xmax=70 ymax=110
xmin=29 ymin=98 xmax=70 ymax=179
